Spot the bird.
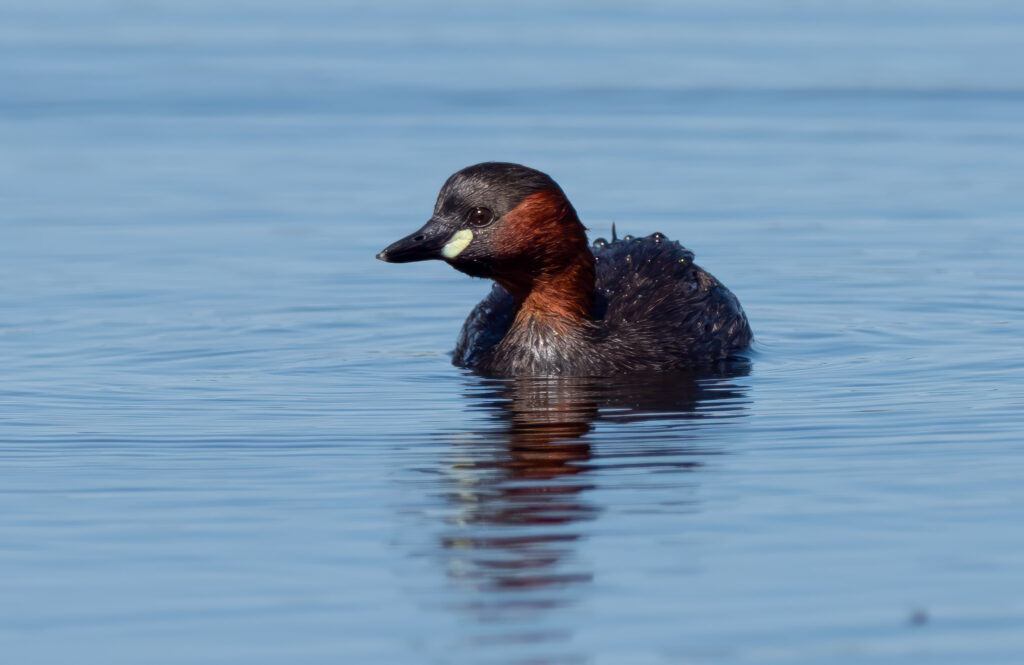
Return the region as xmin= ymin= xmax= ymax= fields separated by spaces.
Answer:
xmin=377 ymin=162 xmax=751 ymax=376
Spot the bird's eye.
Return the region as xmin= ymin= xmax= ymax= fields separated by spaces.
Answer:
xmin=468 ymin=207 xmax=494 ymax=227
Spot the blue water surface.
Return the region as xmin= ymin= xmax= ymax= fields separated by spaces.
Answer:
xmin=2 ymin=2 xmax=1024 ymax=663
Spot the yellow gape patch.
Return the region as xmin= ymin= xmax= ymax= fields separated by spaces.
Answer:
xmin=442 ymin=229 xmax=474 ymax=259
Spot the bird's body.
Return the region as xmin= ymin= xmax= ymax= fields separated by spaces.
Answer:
xmin=454 ymin=233 xmax=750 ymax=375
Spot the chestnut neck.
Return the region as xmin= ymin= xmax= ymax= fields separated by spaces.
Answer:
xmin=500 ymin=260 xmax=595 ymax=325
xmin=493 ymin=194 xmax=595 ymax=328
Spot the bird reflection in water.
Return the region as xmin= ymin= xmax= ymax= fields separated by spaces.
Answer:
xmin=431 ymin=363 xmax=751 ymax=657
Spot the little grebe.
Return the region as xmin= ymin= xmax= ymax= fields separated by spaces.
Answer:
xmin=376 ymin=162 xmax=751 ymax=376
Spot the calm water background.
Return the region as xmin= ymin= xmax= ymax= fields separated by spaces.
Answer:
xmin=3 ymin=2 xmax=1024 ymax=663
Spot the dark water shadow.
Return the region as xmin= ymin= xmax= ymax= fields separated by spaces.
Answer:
xmin=424 ymin=362 xmax=751 ymax=659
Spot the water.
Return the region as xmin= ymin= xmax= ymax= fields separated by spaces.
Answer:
xmin=3 ymin=2 xmax=1024 ymax=663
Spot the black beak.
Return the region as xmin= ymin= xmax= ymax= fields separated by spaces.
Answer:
xmin=376 ymin=218 xmax=451 ymax=263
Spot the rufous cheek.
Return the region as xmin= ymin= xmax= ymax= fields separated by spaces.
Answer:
xmin=496 ymin=190 xmax=568 ymax=255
